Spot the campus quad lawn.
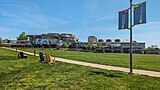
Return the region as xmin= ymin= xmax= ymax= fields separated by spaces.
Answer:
xmin=20 ymin=48 xmax=160 ymax=72
xmin=0 ymin=48 xmax=160 ymax=89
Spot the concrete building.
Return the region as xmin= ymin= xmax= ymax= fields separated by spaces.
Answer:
xmin=106 ymin=39 xmax=112 ymax=42
xmin=1 ymin=39 xmax=11 ymax=43
xmin=27 ymin=33 xmax=79 ymax=46
xmin=88 ymin=36 xmax=97 ymax=42
xmin=98 ymin=39 xmax=104 ymax=42
xmin=76 ymin=39 xmax=145 ymax=54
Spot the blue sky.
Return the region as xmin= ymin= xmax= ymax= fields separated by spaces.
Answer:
xmin=0 ymin=0 xmax=160 ymax=47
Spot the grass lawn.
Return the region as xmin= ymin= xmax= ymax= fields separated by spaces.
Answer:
xmin=19 ymin=48 xmax=160 ymax=72
xmin=0 ymin=48 xmax=160 ymax=89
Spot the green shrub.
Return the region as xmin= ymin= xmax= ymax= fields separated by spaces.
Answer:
xmin=96 ymin=44 xmax=101 ymax=50
xmin=0 ymin=38 xmax=2 ymax=44
xmin=0 ymin=44 xmax=10 ymax=47
xmin=87 ymin=43 xmax=92 ymax=50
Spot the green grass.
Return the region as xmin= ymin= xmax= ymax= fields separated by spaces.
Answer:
xmin=0 ymin=48 xmax=160 ymax=89
xmin=20 ymin=48 xmax=160 ymax=72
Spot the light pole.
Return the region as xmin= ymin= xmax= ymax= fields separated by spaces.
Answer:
xmin=119 ymin=0 xmax=146 ymax=74
xmin=129 ymin=0 xmax=133 ymax=74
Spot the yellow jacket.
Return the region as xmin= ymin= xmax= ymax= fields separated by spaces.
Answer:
xmin=45 ymin=53 xmax=55 ymax=64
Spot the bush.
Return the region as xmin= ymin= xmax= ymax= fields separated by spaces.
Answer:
xmin=0 ymin=38 xmax=2 ymax=44
xmin=0 ymin=44 xmax=10 ymax=47
xmin=87 ymin=43 xmax=92 ymax=50
xmin=96 ymin=44 xmax=101 ymax=50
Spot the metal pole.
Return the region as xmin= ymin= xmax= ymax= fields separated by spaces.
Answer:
xmin=129 ymin=0 xmax=133 ymax=74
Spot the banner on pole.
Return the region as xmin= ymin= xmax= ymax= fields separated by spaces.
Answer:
xmin=134 ymin=2 xmax=146 ymax=25
xmin=118 ymin=9 xmax=129 ymax=30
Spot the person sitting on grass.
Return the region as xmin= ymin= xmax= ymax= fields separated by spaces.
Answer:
xmin=39 ymin=52 xmax=55 ymax=64
xmin=39 ymin=52 xmax=46 ymax=62
xmin=45 ymin=53 xmax=55 ymax=64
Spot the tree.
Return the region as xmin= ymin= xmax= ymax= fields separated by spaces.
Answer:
xmin=17 ymin=32 xmax=28 ymax=40
xmin=87 ymin=43 xmax=92 ymax=50
xmin=146 ymin=45 xmax=160 ymax=54
xmin=151 ymin=45 xmax=158 ymax=49
xmin=0 ymin=37 xmax=2 ymax=44
xmin=96 ymin=44 xmax=101 ymax=50
xmin=146 ymin=47 xmax=154 ymax=52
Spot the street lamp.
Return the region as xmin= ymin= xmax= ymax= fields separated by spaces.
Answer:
xmin=129 ymin=0 xmax=133 ymax=74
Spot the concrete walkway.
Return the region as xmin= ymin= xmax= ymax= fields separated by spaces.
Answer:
xmin=1 ymin=47 xmax=160 ymax=78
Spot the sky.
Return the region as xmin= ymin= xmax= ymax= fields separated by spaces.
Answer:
xmin=0 ymin=0 xmax=160 ymax=47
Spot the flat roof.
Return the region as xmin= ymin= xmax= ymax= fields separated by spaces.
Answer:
xmin=76 ymin=42 xmax=145 ymax=44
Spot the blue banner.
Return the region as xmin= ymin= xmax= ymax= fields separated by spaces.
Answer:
xmin=134 ymin=2 xmax=146 ymax=25
xmin=118 ymin=9 xmax=129 ymax=30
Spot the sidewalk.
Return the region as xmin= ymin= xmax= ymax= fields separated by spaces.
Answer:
xmin=1 ymin=47 xmax=160 ymax=78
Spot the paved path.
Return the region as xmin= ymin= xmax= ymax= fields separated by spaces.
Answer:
xmin=1 ymin=47 xmax=160 ymax=78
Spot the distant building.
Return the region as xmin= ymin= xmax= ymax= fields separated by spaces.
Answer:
xmin=98 ymin=39 xmax=104 ymax=42
xmin=27 ymin=33 xmax=79 ymax=46
xmin=2 ymin=39 xmax=9 ymax=43
xmin=88 ymin=36 xmax=97 ymax=42
xmin=115 ymin=39 xmax=120 ymax=42
xmin=106 ymin=39 xmax=112 ymax=42
xmin=76 ymin=39 xmax=145 ymax=54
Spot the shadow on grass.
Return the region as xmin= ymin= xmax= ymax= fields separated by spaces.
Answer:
xmin=89 ymin=71 xmax=122 ymax=78
xmin=0 ymin=56 xmax=19 ymax=60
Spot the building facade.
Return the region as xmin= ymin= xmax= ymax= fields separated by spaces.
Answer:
xmin=27 ymin=33 xmax=79 ymax=47
xmin=76 ymin=39 xmax=145 ymax=54
xmin=88 ymin=36 xmax=97 ymax=42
